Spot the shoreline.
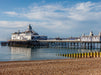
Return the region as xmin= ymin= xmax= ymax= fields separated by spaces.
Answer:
xmin=0 ymin=57 xmax=98 ymax=62
xmin=0 ymin=58 xmax=101 ymax=75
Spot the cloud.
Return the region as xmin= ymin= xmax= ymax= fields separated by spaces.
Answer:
xmin=4 ymin=11 xmax=18 ymax=16
xmin=1 ymin=1 xmax=101 ymax=40
xmin=4 ymin=1 xmax=101 ymax=22
xmin=8 ymin=1 xmax=100 ymax=21
xmin=0 ymin=21 xmax=31 ymax=28
xmin=68 ymin=2 xmax=101 ymax=21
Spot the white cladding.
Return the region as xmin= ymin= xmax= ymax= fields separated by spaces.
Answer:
xmin=11 ymin=25 xmax=47 ymax=40
xmin=11 ymin=33 xmax=31 ymax=40
xmin=81 ymin=32 xmax=101 ymax=42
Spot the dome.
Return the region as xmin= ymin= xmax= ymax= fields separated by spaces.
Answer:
xmin=89 ymin=31 xmax=93 ymax=36
xmin=28 ymin=24 xmax=32 ymax=31
xmin=27 ymin=24 xmax=39 ymax=35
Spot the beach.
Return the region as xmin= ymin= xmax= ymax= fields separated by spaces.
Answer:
xmin=0 ymin=58 xmax=101 ymax=75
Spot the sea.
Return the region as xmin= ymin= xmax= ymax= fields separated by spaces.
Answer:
xmin=0 ymin=41 xmax=100 ymax=61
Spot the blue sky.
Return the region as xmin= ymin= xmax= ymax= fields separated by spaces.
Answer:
xmin=0 ymin=0 xmax=101 ymax=41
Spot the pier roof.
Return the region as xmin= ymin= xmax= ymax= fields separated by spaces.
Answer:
xmin=12 ymin=24 xmax=39 ymax=35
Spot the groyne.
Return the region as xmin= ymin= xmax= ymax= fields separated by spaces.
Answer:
xmin=58 ymin=51 xmax=101 ymax=58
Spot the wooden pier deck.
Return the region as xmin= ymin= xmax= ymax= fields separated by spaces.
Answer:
xmin=39 ymin=39 xmax=101 ymax=43
xmin=39 ymin=40 xmax=80 ymax=42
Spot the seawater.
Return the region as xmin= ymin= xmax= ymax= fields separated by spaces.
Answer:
xmin=0 ymin=44 xmax=100 ymax=61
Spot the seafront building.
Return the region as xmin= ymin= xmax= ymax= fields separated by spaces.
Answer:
xmin=11 ymin=24 xmax=47 ymax=40
xmin=81 ymin=31 xmax=101 ymax=42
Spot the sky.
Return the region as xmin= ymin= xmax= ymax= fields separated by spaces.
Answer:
xmin=0 ymin=0 xmax=101 ymax=41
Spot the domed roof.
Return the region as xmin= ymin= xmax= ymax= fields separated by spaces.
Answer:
xmin=26 ymin=24 xmax=39 ymax=35
xmin=28 ymin=24 xmax=32 ymax=31
xmin=89 ymin=31 xmax=93 ymax=36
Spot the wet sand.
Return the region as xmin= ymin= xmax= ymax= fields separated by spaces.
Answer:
xmin=0 ymin=58 xmax=101 ymax=75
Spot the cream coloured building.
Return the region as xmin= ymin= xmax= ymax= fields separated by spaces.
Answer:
xmin=11 ymin=24 xmax=47 ymax=40
xmin=81 ymin=31 xmax=101 ymax=42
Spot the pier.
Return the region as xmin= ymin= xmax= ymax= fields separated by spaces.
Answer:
xmin=1 ymin=39 xmax=101 ymax=49
xmin=1 ymin=25 xmax=101 ymax=49
xmin=39 ymin=40 xmax=101 ymax=49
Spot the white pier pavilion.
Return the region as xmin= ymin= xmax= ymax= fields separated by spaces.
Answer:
xmin=81 ymin=31 xmax=101 ymax=42
xmin=11 ymin=24 xmax=47 ymax=41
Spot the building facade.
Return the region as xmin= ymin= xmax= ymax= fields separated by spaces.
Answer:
xmin=11 ymin=25 xmax=47 ymax=40
xmin=81 ymin=31 xmax=101 ymax=42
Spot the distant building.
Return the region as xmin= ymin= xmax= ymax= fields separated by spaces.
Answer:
xmin=11 ymin=24 xmax=47 ymax=40
xmin=67 ymin=37 xmax=80 ymax=41
xmin=81 ymin=31 xmax=101 ymax=42
xmin=55 ymin=37 xmax=62 ymax=40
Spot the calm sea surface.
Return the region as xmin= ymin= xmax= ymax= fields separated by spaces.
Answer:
xmin=0 ymin=43 xmax=100 ymax=61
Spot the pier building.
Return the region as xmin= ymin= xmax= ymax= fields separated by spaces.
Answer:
xmin=81 ymin=31 xmax=101 ymax=42
xmin=11 ymin=24 xmax=47 ymax=41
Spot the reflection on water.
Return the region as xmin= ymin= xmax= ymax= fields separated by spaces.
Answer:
xmin=0 ymin=45 xmax=101 ymax=61
xmin=11 ymin=47 xmax=31 ymax=60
